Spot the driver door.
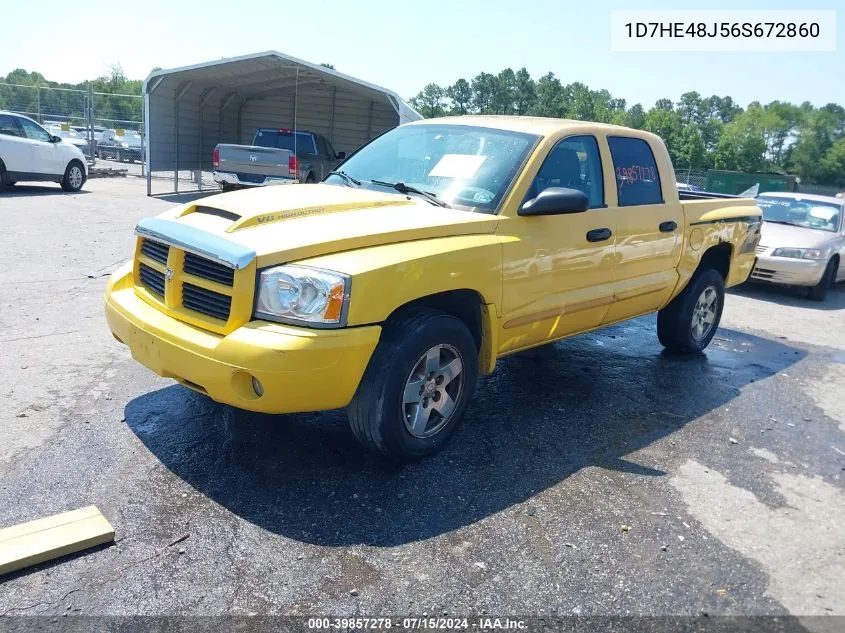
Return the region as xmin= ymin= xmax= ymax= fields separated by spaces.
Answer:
xmin=18 ymin=118 xmax=64 ymax=175
xmin=498 ymin=135 xmax=617 ymax=354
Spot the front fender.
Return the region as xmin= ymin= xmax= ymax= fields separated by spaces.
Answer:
xmin=292 ymin=235 xmax=503 ymax=326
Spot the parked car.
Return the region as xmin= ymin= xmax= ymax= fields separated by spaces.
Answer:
xmin=750 ymin=192 xmax=844 ymax=300
xmin=97 ymin=129 xmax=143 ymax=163
xmin=0 ymin=111 xmax=87 ymax=192
xmin=43 ymin=123 xmax=95 ymax=166
xmin=106 ymin=116 xmax=762 ymax=461
xmin=212 ymin=128 xmax=345 ymax=189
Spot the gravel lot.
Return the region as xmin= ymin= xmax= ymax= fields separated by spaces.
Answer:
xmin=1 ymin=179 xmax=843 ymax=625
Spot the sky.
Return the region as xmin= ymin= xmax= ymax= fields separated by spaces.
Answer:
xmin=2 ymin=0 xmax=843 ymax=109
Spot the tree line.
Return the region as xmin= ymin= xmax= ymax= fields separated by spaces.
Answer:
xmin=410 ymin=69 xmax=845 ymax=187
xmin=0 ymin=66 xmax=144 ymax=128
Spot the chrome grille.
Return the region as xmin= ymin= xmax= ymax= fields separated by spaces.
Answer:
xmin=138 ymin=263 xmax=165 ymax=297
xmin=141 ymin=239 xmax=169 ymax=264
xmin=184 ymin=252 xmax=234 ymax=286
xmin=755 ymin=245 xmax=768 ymax=255
xmin=182 ymin=283 xmax=232 ymax=321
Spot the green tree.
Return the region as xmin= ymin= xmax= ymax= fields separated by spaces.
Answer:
xmin=513 ymin=68 xmax=536 ymax=115
xmin=446 ymin=78 xmax=472 ymax=115
xmin=625 ymin=103 xmax=646 ymax=129
xmin=410 ymin=83 xmax=446 ymax=118
xmin=644 ymin=108 xmax=683 ymax=163
xmin=530 ymin=72 xmax=563 ymax=117
xmin=493 ymin=68 xmax=517 ymax=114
xmin=471 ymin=72 xmax=497 ymax=114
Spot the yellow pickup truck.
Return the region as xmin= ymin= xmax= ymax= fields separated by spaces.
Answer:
xmin=105 ymin=116 xmax=761 ymax=461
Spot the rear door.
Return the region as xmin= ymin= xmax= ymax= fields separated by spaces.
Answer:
xmin=601 ymin=135 xmax=683 ymax=324
xmin=0 ymin=114 xmax=30 ymax=172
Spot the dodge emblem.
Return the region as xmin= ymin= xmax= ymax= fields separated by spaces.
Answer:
xmin=165 ymin=267 xmax=174 ymax=281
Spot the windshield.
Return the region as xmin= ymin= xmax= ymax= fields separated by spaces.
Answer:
xmin=253 ymin=129 xmax=316 ymax=154
xmin=757 ymin=196 xmax=841 ymax=233
xmin=325 ymin=124 xmax=539 ymax=213
xmin=46 ymin=126 xmax=83 ymax=140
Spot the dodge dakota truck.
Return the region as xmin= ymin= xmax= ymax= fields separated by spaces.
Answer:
xmin=212 ymin=128 xmax=345 ymax=190
xmin=106 ymin=116 xmax=761 ymax=462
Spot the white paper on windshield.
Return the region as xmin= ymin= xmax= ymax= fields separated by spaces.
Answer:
xmin=429 ymin=154 xmax=486 ymax=179
xmin=809 ymin=206 xmax=836 ymax=220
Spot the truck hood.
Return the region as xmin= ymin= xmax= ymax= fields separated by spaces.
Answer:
xmin=159 ymin=184 xmax=500 ymax=264
xmin=759 ymin=221 xmax=840 ymax=250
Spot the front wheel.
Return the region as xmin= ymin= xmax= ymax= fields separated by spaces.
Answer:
xmin=348 ymin=309 xmax=478 ymax=462
xmin=807 ymin=258 xmax=837 ymax=301
xmin=657 ymin=268 xmax=725 ymax=353
xmin=61 ymin=161 xmax=85 ymax=192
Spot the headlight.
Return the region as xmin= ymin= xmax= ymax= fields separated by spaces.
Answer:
xmin=772 ymin=248 xmax=825 ymax=260
xmin=254 ymin=265 xmax=349 ymax=326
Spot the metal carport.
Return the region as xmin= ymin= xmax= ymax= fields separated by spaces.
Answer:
xmin=143 ymin=51 xmax=421 ymax=196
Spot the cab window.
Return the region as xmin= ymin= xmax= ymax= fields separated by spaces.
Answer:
xmin=526 ymin=135 xmax=604 ymax=209
xmin=608 ymin=136 xmax=663 ymax=206
xmin=18 ymin=118 xmax=52 ymax=143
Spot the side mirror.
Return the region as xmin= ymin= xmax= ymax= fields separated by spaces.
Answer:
xmin=519 ymin=187 xmax=589 ymax=216
xmin=336 ymin=151 xmax=346 ymax=160
xmin=50 ymin=135 xmax=62 ymax=143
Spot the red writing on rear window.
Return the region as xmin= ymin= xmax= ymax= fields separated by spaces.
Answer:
xmin=615 ymin=164 xmax=657 ymax=189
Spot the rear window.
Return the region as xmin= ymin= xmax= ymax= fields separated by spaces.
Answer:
xmin=608 ymin=136 xmax=663 ymax=206
xmin=253 ymin=129 xmax=316 ymax=154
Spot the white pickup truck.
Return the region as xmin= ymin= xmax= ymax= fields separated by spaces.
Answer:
xmin=212 ymin=128 xmax=346 ymax=190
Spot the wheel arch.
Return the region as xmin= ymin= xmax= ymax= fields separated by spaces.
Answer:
xmin=383 ymin=289 xmax=498 ymax=376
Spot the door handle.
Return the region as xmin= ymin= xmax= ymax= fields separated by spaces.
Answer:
xmin=586 ymin=228 xmax=612 ymax=242
xmin=659 ymin=221 xmax=678 ymax=232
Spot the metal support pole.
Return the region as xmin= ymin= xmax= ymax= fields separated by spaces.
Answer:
xmin=366 ymin=100 xmax=374 ymax=139
xmin=329 ymin=87 xmax=336 ymax=143
xmin=174 ymin=98 xmax=179 ymax=194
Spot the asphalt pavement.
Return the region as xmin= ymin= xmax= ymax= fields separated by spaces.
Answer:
xmin=0 ymin=179 xmax=843 ymax=626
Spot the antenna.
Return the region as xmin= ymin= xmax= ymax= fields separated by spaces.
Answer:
xmin=293 ymin=67 xmax=299 ymax=182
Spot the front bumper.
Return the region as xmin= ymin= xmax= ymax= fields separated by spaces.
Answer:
xmin=750 ymin=253 xmax=828 ymax=287
xmin=213 ymin=171 xmax=298 ymax=187
xmin=105 ymin=264 xmax=380 ymax=414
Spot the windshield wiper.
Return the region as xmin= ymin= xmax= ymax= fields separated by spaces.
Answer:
xmin=370 ymin=180 xmax=451 ymax=208
xmin=326 ymin=170 xmax=361 ymax=187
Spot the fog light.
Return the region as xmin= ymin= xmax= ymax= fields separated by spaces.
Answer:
xmin=252 ymin=376 xmax=264 ymax=397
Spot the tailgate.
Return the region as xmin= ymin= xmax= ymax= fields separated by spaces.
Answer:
xmin=217 ymin=145 xmax=293 ymax=178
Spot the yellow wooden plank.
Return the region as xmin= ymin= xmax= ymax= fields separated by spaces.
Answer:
xmin=0 ymin=506 xmax=114 ymax=575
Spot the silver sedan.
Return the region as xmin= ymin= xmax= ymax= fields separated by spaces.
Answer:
xmin=751 ymin=192 xmax=844 ymax=301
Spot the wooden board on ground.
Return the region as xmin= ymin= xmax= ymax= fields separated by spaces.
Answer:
xmin=0 ymin=505 xmax=114 ymax=575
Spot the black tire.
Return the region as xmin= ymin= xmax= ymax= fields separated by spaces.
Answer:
xmin=60 ymin=160 xmax=85 ymax=192
xmin=305 ymin=173 xmax=316 ymax=184
xmin=0 ymin=163 xmax=6 ymax=192
xmin=807 ymin=258 xmax=837 ymax=301
xmin=657 ymin=268 xmax=725 ymax=353
xmin=348 ymin=308 xmax=478 ymax=462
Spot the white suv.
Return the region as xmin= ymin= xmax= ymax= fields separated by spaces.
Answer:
xmin=0 ymin=111 xmax=88 ymax=193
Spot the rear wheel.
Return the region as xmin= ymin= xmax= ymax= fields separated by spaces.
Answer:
xmin=305 ymin=173 xmax=316 ymax=184
xmin=0 ymin=163 xmax=6 ymax=192
xmin=348 ymin=308 xmax=478 ymax=462
xmin=61 ymin=160 xmax=85 ymax=192
xmin=808 ymin=258 xmax=837 ymax=301
xmin=657 ymin=268 xmax=725 ymax=353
